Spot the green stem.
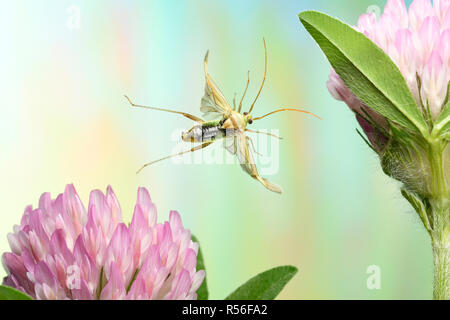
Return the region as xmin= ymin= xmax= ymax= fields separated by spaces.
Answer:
xmin=432 ymin=226 xmax=450 ymax=300
xmin=429 ymin=140 xmax=446 ymax=197
xmin=428 ymin=139 xmax=450 ymax=300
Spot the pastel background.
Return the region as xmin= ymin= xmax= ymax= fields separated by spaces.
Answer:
xmin=0 ymin=0 xmax=431 ymax=299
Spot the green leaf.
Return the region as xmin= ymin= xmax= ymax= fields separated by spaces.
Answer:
xmin=299 ymin=11 xmax=428 ymax=135
xmin=434 ymin=102 xmax=450 ymax=136
xmin=191 ymin=235 xmax=208 ymax=300
xmin=225 ymin=266 xmax=298 ymax=300
xmin=0 ymin=285 xmax=33 ymax=300
xmin=444 ymin=132 xmax=450 ymax=141
xmin=401 ymin=189 xmax=432 ymax=234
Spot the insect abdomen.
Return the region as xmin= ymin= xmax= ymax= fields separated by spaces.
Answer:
xmin=182 ymin=122 xmax=237 ymax=143
xmin=201 ymin=125 xmax=226 ymax=142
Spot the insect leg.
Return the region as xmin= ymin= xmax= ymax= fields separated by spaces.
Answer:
xmin=255 ymin=175 xmax=283 ymax=194
xmin=245 ymin=150 xmax=282 ymax=194
xmin=229 ymin=116 xmax=245 ymax=134
xmin=245 ymin=129 xmax=283 ymax=140
xmin=125 ymin=95 xmax=204 ymax=123
xmin=136 ymin=142 xmax=213 ymax=174
xmin=246 ymin=136 xmax=263 ymax=157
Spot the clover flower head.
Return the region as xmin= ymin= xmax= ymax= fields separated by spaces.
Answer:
xmin=2 ymin=185 xmax=204 ymax=300
xmin=328 ymin=0 xmax=450 ymax=149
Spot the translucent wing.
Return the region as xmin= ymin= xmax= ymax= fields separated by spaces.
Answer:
xmin=200 ymin=51 xmax=233 ymax=120
xmin=224 ymin=136 xmax=237 ymax=155
xmin=234 ymin=133 xmax=282 ymax=194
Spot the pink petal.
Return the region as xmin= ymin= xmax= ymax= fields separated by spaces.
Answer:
xmin=376 ymin=12 xmax=402 ymax=51
xmin=49 ymin=229 xmax=73 ymax=263
xmin=104 ymin=223 xmax=133 ymax=282
xmin=126 ymin=277 xmax=147 ymax=300
xmin=89 ymin=190 xmax=116 ymax=241
xmin=62 ymin=184 xmax=86 ymax=236
xmin=2 ymin=253 xmax=28 ymax=283
xmin=33 ymin=261 xmax=65 ymax=300
xmin=100 ymin=262 xmax=126 ymax=300
xmin=7 ymin=232 xmax=22 ymax=255
xmin=129 ymin=204 xmax=152 ymax=267
xmin=29 ymin=230 xmax=49 ymax=261
xmin=71 ymin=280 xmax=94 ymax=300
xmin=189 ymin=270 xmax=205 ymax=294
xmin=384 ymin=0 xmax=409 ymax=28
xmin=17 ymin=229 xmax=32 ymax=255
xmin=20 ymin=205 xmax=33 ymax=227
xmin=169 ymin=211 xmax=184 ymax=238
xmin=38 ymin=193 xmax=54 ymax=219
xmin=357 ymin=13 xmax=377 ymax=38
xmin=165 ymin=243 xmax=179 ymax=270
xmin=73 ymin=235 xmax=99 ymax=296
xmin=439 ymin=29 xmax=450 ymax=68
xmin=83 ymin=204 xmax=107 ymax=266
xmin=184 ymin=248 xmax=197 ymax=270
xmin=434 ymin=0 xmax=450 ymax=23
xmin=137 ymin=187 xmax=157 ymax=227
xmin=442 ymin=7 xmax=450 ymax=29
xmin=326 ymin=71 xmax=345 ymax=102
xmin=20 ymin=249 xmax=36 ymax=275
xmin=409 ymin=0 xmax=435 ymax=31
xmin=415 ymin=16 xmax=441 ymax=65
xmin=130 ymin=204 xmax=147 ymax=233
xmin=106 ymin=185 xmax=122 ymax=226
xmin=421 ymin=50 xmax=448 ymax=116
xmin=166 ymin=270 xmax=191 ymax=300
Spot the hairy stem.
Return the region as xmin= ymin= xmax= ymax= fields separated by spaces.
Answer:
xmin=428 ymin=139 xmax=450 ymax=300
xmin=432 ymin=226 xmax=450 ymax=300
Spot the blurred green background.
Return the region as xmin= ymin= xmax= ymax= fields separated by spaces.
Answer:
xmin=0 ymin=0 xmax=431 ymax=299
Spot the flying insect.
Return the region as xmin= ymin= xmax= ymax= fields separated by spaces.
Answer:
xmin=125 ymin=38 xmax=320 ymax=193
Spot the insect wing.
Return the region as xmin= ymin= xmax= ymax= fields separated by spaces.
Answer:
xmin=235 ymin=133 xmax=282 ymax=193
xmin=235 ymin=133 xmax=256 ymax=176
xmin=223 ymin=135 xmax=237 ymax=155
xmin=200 ymin=51 xmax=233 ymax=120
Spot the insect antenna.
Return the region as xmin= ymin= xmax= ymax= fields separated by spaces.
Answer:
xmin=245 ymin=128 xmax=283 ymax=140
xmin=253 ymin=108 xmax=322 ymax=121
xmin=238 ymin=71 xmax=250 ymax=113
xmin=248 ymin=37 xmax=267 ymax=114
